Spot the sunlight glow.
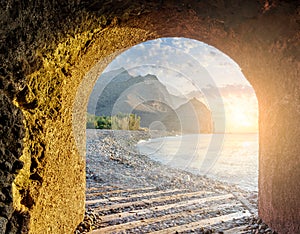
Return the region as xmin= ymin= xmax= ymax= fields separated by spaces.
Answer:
xmin=233 ymin=111 xmax=252 ymax=126
xmin=223 ymin=95 xmax=258 ymax=133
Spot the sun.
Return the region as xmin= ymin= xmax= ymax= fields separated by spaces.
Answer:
xmin=223 ymin=96 xmax=258 ymax=133
xmin=232 ymin=110 xmax=252 ymax=127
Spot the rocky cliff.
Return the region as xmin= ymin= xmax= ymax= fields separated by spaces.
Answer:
xmin=166 ymin=98 xmax=214 ymax=134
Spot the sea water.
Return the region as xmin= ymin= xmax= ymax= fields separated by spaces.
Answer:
xmin=137 ymin=133 xmax=258 ymax=192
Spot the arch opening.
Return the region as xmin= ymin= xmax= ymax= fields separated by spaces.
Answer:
xmin=77 ymin=37 xmax=260 ymax=233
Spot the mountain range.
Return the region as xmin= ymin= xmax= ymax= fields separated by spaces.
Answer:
xmin=87 ymin=68 xmax=213 ymax=133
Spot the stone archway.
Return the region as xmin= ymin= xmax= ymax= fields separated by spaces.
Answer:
xmin=0 ymin=1 xmax=299 ymax=233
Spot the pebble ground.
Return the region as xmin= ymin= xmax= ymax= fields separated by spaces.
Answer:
xmin=75 ymin=130 xmax=276 ymax=234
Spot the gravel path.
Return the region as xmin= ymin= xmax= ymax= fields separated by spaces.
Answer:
xmin=75 ymin=129 xmax=276 ymax=234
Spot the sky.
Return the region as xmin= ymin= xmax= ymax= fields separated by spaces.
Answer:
xmin=102 ymin=37 xmax=258 ymax=133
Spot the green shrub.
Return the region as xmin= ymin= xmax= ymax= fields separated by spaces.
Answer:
xmin=86 ymin=113 xmax=140 ymax=130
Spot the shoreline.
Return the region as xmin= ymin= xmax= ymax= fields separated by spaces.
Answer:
xmin=76 ymin=129 xmax=273 ymax=234
xmin=136 ymin=132 xmax=258 ymax=193
xmin=85 ymin=129 xmax=255 ymax=194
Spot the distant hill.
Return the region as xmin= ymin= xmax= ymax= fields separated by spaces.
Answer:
xmin=172 ymin=98 xmax=213 ymax=133
xmin=87 ymin=68 xmax=213 ymax=133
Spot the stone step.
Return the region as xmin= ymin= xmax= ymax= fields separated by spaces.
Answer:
xmin=85 ymin=187 xmax=252 ymax=234
xmin=86 ymin=186 xmax=156 ymax=197
xmin=86 ymin=188 xmax=183 ymax=203
xmin=149 ymin=210 xmax=251 ymax=234
xmin=89 ymin=203 xmax=238 ymax=233
xmin=87 ymin=190 xmax=213 ymax=210
xmin=97 ymin=194 xmax=235 ymax=224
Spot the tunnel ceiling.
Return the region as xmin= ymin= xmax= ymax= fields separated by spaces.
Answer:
xmin=0 ymin=0 xmax=299 ymax=233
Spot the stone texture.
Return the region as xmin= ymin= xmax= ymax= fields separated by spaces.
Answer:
xmin=0 ymin=217 xmax=8 ymax=234
xmin=0 ymin=92 xmax=25 ymax=232
xmin=0 ymin=0 xmax=299 ymax=233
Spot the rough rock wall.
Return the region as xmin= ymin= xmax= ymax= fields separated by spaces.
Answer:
xmin=0 ymin=94 xmax=26 ymax=233
xmin=0 ymin=1 xmax=157 ymax=233
xmin=0 ymin=0 xmax=299 ymax=233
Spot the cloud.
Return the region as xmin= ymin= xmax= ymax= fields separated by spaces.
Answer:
xmin=201 ymin=84 xmax=257 ymax=99
xmin=104 ymin=37 xmax=252 ymax=98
